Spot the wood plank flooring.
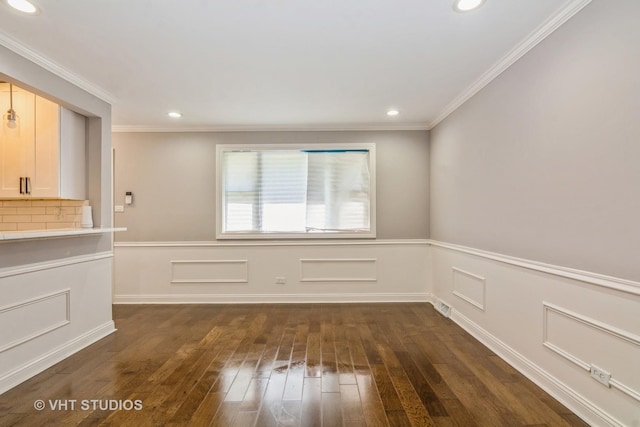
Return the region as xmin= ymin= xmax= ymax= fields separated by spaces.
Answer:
xmin=0 ymin=303 xmax=588 ymax=426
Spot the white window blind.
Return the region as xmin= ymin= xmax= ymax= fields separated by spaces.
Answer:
xmin=218 ymin=144 xmax=375 ymax=238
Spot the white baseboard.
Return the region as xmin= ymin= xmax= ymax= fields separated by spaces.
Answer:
xmin=0 ymin=321 xmax=116 ymax=395
xmin=114 ymin=293 xmax=433 ymax=304
xmin=446 ymin=306 xmax=623 ymax=427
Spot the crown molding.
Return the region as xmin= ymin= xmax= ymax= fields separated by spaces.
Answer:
xmin=0 ymin=31 xmax=117 ymax=104
xmin=427 ymin=0 xmax=593 ymax=130
xmin=111 ymin=123 xmax=430 ymax=133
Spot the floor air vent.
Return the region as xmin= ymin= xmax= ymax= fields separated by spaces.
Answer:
xmin=434 ymin=300 xmax=452 ymax=318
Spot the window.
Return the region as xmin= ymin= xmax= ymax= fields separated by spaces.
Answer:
xmin=216 ymin=143 xmax=376 ymax=239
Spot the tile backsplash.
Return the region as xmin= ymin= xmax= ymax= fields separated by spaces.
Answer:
xmin=0 ymin=199 xmax=89 ymax=231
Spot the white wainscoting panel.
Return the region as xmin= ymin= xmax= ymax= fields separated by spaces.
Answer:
xmin=430 ymin=240 xmax=640 ymax=427
xmin=300 ymin=258 xmax=377 ymax=283
xmin=0 ymin=289 xmax=70 ymax=353
xmin=0 ymin=254 xmax=116 ymax=395
xmin=452 ymin=267 xmax=485 ymax=310
xmin=543 ymin=302 xmax=640 ymax=402
xmin=114 ymin=240 xmax=430 ymax=303
xmin=171 ymin=260 xmax=248 ymax=284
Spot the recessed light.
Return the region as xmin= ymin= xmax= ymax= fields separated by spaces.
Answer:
xmin=168 ymin=111 xmax=183 ymax=118
xmin=453 ymin=0 xmax=485 ymax=13
xmin=387 ymin=109 xmax=399 ymax=117
xmin=6 ymin=0 xmax=40 ymax=14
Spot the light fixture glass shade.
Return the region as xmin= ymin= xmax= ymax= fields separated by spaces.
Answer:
xmin=3 ymin=83 xmax=21 ymax=135
xmin=5 ymin=109 xmax=18 ymax=128
xmin=2 ymin=111 xmax=20 ymax=140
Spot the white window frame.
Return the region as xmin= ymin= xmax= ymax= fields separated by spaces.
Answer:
xmin=216 ymin=143 xmax=376 ymax=239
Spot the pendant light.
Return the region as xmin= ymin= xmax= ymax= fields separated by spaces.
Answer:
xmin=4 ymin=84 xmax=19 ymax=129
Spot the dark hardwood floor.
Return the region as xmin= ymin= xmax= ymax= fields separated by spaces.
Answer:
xmin=0 ymin=303 xmax=588 ymax=426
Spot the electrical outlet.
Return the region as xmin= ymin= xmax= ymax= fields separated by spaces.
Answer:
xmin=114 ymin=205 xmax=124 ymax=213
xmin=590 ymin=364 xmax=611 ymax=387
xmin=275 ymin=276 xmax=286 ymax=285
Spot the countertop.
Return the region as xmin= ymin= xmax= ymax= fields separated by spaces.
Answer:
xmin=0 ymin=227 xmax=126 ymax=241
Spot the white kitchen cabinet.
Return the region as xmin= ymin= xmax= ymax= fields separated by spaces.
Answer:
xmin=0 ymin=83 xmax=86 ymax=199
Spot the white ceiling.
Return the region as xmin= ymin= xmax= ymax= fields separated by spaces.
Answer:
xmin=0 ymin=0 xmax=590 ymax=131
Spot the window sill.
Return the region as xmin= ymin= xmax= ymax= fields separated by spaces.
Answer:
xmin=216 ymin=231 xmax=376 ymax=240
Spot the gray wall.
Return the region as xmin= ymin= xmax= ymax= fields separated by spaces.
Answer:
xmin=113 ymin=130 xmax=429 ymax=241
xmin=430 ymin=0 xmax=640 ymax=281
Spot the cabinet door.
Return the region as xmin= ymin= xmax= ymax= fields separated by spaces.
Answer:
xmin=0 ymin=84 xmax=35 ymax=197
xmin=59 ymin=107 xmax=86 ymax=199
xmin=30 ymin=96 xmax=60 ymax=198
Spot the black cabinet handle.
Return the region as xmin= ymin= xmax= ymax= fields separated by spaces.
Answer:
xmin=26 ymin=177 xmax=31 ymax=195
xmin=19 ymin=177 xmax=24 ymax=194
